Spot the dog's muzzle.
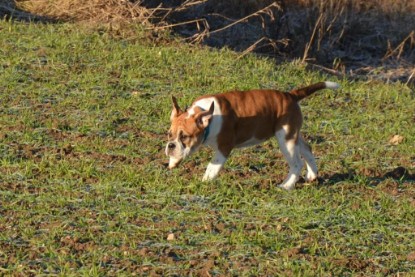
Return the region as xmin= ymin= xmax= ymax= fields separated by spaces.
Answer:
xmin=166 ymin=141 xmax=177 ymax=156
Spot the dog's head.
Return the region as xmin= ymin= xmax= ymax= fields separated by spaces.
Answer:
xmin=166 ymin=96 xmax=214 ymax=169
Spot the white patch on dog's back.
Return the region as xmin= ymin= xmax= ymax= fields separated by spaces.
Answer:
xmin=187 ymin=98 xmax=214 ymax=116
xmin=188 ymin=97 xmax=222 ymax=146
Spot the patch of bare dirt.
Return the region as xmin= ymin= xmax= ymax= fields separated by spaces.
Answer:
xmin=333 ymin=257 xmax=375 ymax=272
xmin=407 ymin=251 xmax=415 ymax=262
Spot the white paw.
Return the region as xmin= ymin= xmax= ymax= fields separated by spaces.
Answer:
xmin=278 ymin=182 xmax=296 ymax=191
xmin=305 ymin=171 xmax=318 ymax=183
xmin=202 ymin=154 xmax=226 ymax=181
xmin=202 ymin=174 xmax=212 ymax=181
xmin=202 ymin=169 xmax=218 ymax=181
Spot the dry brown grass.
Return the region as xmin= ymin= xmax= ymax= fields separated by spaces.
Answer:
xmin=287 ymin=0 xmax=415 ymax=13
xmin=13 ymin=0 xmax=152 ymax=27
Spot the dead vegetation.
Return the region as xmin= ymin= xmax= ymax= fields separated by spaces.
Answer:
xmin=11 ymin=0 xmax=151 ymax=24
xmin=2 ymin=0 xmax=415 ymax=84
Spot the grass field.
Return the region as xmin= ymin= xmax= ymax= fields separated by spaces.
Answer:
xmin=1 ymin=19 xmax=415 ymax=276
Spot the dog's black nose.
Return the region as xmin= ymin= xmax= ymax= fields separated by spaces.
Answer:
xmin=168 ymin=143 xmax=176 ymax=150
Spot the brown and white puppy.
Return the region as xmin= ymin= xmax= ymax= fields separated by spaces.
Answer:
xmin=166 ymin=81 xmax=339 ymax=190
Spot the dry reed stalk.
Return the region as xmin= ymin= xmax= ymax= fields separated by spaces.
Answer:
xmin=150 ymin=18 xmax=208 ymax=31
xmin=237 ymin=37 xmax=270 ymax=59
xmin=237 ymin=37 xmax=289 ymax=59
xmin=208 ymin=2 xmax=281 ymax=36
xmin=406 ymin=69 xmax=415 ymax=86
xmin=384 ymin=31 xmax=415 ymax=60
xmin=301 ymin=12 xmax=323 ymax=63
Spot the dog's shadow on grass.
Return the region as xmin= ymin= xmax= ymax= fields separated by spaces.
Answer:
xmin=317 ymin=166 xmax=415 ymax=188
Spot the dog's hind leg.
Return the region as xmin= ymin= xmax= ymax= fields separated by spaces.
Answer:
xmin=276 ymin=128 xmax=304 ymax=190
xmin=299 ymin=135 xmax=318 ymax=182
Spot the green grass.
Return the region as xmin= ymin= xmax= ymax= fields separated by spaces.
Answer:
xmin=1 ymin=19 xmax=415 ymax=276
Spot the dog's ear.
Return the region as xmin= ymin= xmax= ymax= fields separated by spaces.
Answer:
xmin=170 ymin=96 xmax=182 ymax=121
xmin=196 ymin=102 xmax=214 ymax=128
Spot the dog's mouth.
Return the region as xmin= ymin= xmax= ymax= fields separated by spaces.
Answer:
xmin=166 ymin=142 xmax=185 ymax=169
xmin=166 ymin=140 xmax=200 ymax=169
xmin=168 ymin=156 xmax=182 ymax=169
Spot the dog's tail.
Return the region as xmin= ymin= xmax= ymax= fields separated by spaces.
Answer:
xmin=289 ymin=81 xmax=340 ymax=101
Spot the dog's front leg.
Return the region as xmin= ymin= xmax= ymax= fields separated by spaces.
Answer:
xmin=202 ymin=151 xmax=228 ymax=181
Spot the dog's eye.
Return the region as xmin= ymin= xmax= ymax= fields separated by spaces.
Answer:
xmin=180 ymin=133 xmax=188 ymax=141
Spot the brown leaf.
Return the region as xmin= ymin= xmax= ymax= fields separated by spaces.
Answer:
xmin=407 ymin=252 xmax=415 ymax=261
xmin=389 ymin=135 xmax=404 ymax=145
